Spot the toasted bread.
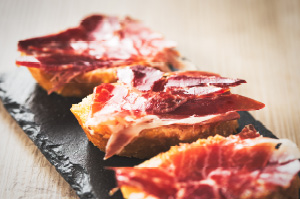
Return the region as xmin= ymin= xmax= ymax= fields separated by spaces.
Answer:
xmin=115 ymin=129 xmax=300 ymax=199
xmin=71 ymin=94 xmax=238 ymax=159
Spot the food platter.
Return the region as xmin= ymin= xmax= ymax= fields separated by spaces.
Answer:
xmin=0 ymin=67 xmax=294 ymax=199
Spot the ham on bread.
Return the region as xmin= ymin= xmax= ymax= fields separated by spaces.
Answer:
xmin=16 ymin=14 xmax=182 ymax=97
xmin=71 ymin=65 xmax=265 ymax=159
xmin=112 ymin=125 xmax=300 ymax=199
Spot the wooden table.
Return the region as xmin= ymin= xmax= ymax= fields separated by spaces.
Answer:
xmin=0 ymin=0 xmax=299 ymax=198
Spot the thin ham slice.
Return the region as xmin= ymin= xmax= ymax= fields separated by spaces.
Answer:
xmin=112 ymin=125 xmax=300 ymax=199
xmin=117 ymin=66 xmax=246 ymax=92
xmin=165 ymin=75 xmax=246 ymax=88
xmin=17 ymin=14 xmax=178 ymax=93
xmin=86 ymin=66 xmax=265 ymax=159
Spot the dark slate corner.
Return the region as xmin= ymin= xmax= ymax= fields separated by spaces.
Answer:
xmin=0 ymin=68 xmax=143 ymax=199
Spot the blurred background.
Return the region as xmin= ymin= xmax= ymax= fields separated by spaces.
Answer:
xmin=0 ymin=0 xmax=299 ymax=198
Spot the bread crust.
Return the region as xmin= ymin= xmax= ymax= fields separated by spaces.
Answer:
xmin=71 ymin=94 xmax=239 ymax=159
xmin=23 ymin=48 xmax=182 ymax=97
xmin=28 ymin=67 xmax=118 ymax=97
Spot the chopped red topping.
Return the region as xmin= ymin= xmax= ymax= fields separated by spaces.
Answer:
xmin=112 ymin=126 xmax=300 ymax=199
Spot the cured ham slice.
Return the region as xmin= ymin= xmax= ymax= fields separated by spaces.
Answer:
xmin=112 ymin=125 xmax=300 ymax=199
xmin=18 ymin=15 xmax=177 ymax=60
xmin=85 ymin=66 xmax=265 ymax=159
xmin=17 ymin=14 xmax=180 ymax=94
xmin=165 ymin=75 xmax=246 ymax=88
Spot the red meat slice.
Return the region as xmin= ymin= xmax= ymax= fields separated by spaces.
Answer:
xmin=112 ymin=125 xmax=300 ymax=199
xmin=16 ymin=14 xmax=178 ymax=93
xmin=163 ymin=94 xmax=265 ymax=117
xmin=87 ymin=66 xmax=265 ymax=159
xmin=117 ymin=66 xmax=247 ymax=92
xmin=165 ymin=75 xmax=246 ymax=88
xmin=90 ymin=83 xmax=262 ymax=117
xmin=17 ymin=14 xmax=177 ymax=69
xmin=91 ymin=66 xmax=263 ymax=116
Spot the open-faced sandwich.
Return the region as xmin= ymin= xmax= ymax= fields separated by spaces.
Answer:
xmin=16 ymin=14 xmax=182 ymax=97
xmin=112 ymin=125 xmax=300 ymax=199
xmin=71 ymin=65 xmax=265 ymax=159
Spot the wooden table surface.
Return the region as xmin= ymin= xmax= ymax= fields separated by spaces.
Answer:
xmin=0 ymin=0 xmax=299 ymax=198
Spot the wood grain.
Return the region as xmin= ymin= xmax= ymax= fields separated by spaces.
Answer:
xmin=0 ymin=0 xmax=299 ymax=198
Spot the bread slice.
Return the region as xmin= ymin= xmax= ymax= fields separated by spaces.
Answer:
xmin=17 ymin=14 xmax=183 ymax=97
xmin=23 ymin=49 xmax=182 ymax=97
xmin=71 ymin=94 xmax=238 ymax=159
xmin=114 ymin=129 xmax=300 ymax=199
xmin=70 ymin=65 xmax=265 ymax=159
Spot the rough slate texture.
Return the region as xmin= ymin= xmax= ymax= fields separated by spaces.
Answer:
xmin=1 ymin=68 xmax=293 ymax=199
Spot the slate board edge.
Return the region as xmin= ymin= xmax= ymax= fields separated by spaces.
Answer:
xmin=0 ymin=83 xmax=96 ymax=199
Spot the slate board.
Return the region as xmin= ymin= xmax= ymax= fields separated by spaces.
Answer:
xmin=0 ymin=67 xmax=297 ymax=199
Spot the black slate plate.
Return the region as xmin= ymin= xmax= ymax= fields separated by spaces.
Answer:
xmin=0 ymin=67 xmax=296 ymax=199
